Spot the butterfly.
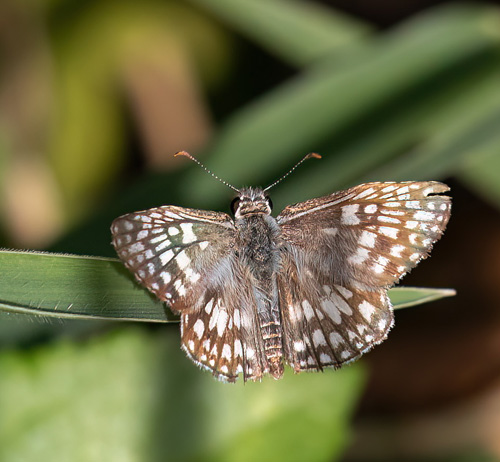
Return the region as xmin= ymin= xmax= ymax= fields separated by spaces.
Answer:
xmin=111 ymin=152 xmax=451 ymax=382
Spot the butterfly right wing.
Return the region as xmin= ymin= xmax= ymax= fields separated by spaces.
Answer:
xmin=278 ymin=249 xmax=393 ymax=372
xmin=276 ymin=181 xmax=451 ymax=372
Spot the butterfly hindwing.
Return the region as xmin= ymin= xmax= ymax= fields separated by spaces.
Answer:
xmin=180 ymin=277 xmax=268 ymax=382
xmin=279 ymin=249 xmax=393 ymax=371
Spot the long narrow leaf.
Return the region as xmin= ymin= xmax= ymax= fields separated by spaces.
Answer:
xmin=0 ymin=250 xmax=454 ymax=323
xmin=0 ymin=250 xmax=172 ymax=322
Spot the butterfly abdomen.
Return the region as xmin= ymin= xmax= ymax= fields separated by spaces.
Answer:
xmin=236 ymin=213 xmax=284 ymax=379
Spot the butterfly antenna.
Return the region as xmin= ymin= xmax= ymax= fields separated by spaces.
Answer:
xmin=175 ymin=151 xmax=240 ymax=193
xmin=264 ymin=153 xmax=321 ymax=192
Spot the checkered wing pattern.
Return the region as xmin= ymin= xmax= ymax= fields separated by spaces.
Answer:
xmin=111 ymin=206 xmax=235 ymax=310
xmin=180 ymin=277 xmax=270 ymax=382
xmin=277 ymin=181 xmax=451 ymax=370
xmin=111 ymin=206 xmax=266 ymax=382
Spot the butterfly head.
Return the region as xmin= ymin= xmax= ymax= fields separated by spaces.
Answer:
xmin=231 ymin=187 xmax=273 ymax=219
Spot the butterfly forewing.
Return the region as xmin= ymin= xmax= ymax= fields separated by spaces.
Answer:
xmin=111 ymin=206 xmax=235 ymax=311
xmin=278 ymin=181 xmax=451 ymax=289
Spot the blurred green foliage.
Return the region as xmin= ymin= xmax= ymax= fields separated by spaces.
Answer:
xmin=1 ymin=0 xmax=500 ymax=460
xmin=0 ymin=328 xmax=364 ymax=462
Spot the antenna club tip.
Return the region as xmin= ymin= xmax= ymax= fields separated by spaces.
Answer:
xmin=174 ymin=150 xmax=191 ymax=158
xmin=307 ymin=152 xmax=322 ymax=160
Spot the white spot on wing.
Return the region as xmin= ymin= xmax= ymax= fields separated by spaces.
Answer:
xmin=329 ymin=332 xmax=344 ymax=347
xmin=222 ymin=344 xmax=231 ymax=360
xmin=319 ymin=353 xmax=332 ymax=363
xmin=353 ymin=187 xmax=376 ymax=200
xmin=335 ymin=285 xmax=353 ymax=299
xmin=150 ymin=234 xmax=168 ymax=245
xmin=294 ymin=341 xmax=306 ymax=352
xmin=390 ymin=245 xmax=405 ymax=258
xmin=359 ymin=300 xmax=376 ymax=321
xmin=160 ymin=271 xmax=171 ymax=283
xmin=323 ymin=228 xmax=338 ymax=236
xmin=313 ymin=330 xmax=327 ymax=347
xmin=348 ymin=247 xmax=370 ymax=265
xmin=379 ymin=226 xmax=399 ymax=239
xmin=193 ymin=319 xmax=204 ymax=339
xmin=217 ymin=310 xmax=228 ymax=336
xmin=181 ymin=223 xmax=197 ymax=244
xmin=233 ymin=309 xmax=241 ymax=329
xmin=234 ymin=340 xmax=243 ymax=357
xmin=204 ymin=299 xmax=214 ymax=314
xmin=160 ymin=249 xmax=174 ymax=265
xmin=185 ymin=268 xmax=200 ymax=283
xmin=360 ymin=231 xmax=376 ymax=248
xmin=414 ymin=210 xmax=435 ymax=221
xmin=174 ymin=279 xmax=186 ymax=296
xmin=320 ymin=298 xmax=341 ymax=323
xmin=341 ymin=204 xmax=360 ymax=225
xmin=302 ymin=300 xmax=314 ymax=320
xmin=128 ymin=242 xmax=145 ymax=254
xmin=378 ymin=216 xmax=401 ymax=224
xmin=175 ymin=251 xmax=191 ymax=269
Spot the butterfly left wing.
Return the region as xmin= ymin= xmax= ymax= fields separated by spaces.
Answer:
xmin=111 ymin=206 xmax=237 ymax=311
xmin=276 ymin=181 xmax=451 ymax=371
xmin=111 ymin=205 xmax=268 ymax=382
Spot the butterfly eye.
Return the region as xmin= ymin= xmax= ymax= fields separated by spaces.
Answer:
xmin=265 ymin=195 xmax=273 ymax=211
xmin=230 ymin=197 xmax=241 ymax=215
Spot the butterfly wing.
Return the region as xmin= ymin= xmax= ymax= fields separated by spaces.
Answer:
xmin=111 ymin=206 xmax=236 ymax=310
xmin=180 ymin=269 xmax=270 ymax=382
xmin=111 ymin=205 xmax=266 ymax=382
xmin=276 ymin=181 xmax=451 ymax=371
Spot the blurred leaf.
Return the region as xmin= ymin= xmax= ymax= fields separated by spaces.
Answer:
xmin=49 ymin=4 xmax=500 ymax=258
xmin=192 ymin=0 xmax=371 ymax=67
xmin=363 ymin=70 xmax=500 ymax=182
xmin=0 ymin=251 xmax=452 ymax=332
xmin=0 ymin=327 xmax=365 ymax=462
xmin=180 ymin=3 xmax=500 ymax=209
xmin=49 ymin=1 xmax=231 ymax=222
xmin=458 ymin=140 xmax=500 ymax=210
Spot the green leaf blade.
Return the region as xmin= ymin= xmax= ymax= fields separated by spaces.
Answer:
xmin=0 ymin=251 xmax=454 ymax=324
xmin=0 ymin=250 xmax=172 ymax=323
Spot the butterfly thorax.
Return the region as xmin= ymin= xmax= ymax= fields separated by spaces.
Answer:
xmin=233 ymin=188 xmax=284 ymax=379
